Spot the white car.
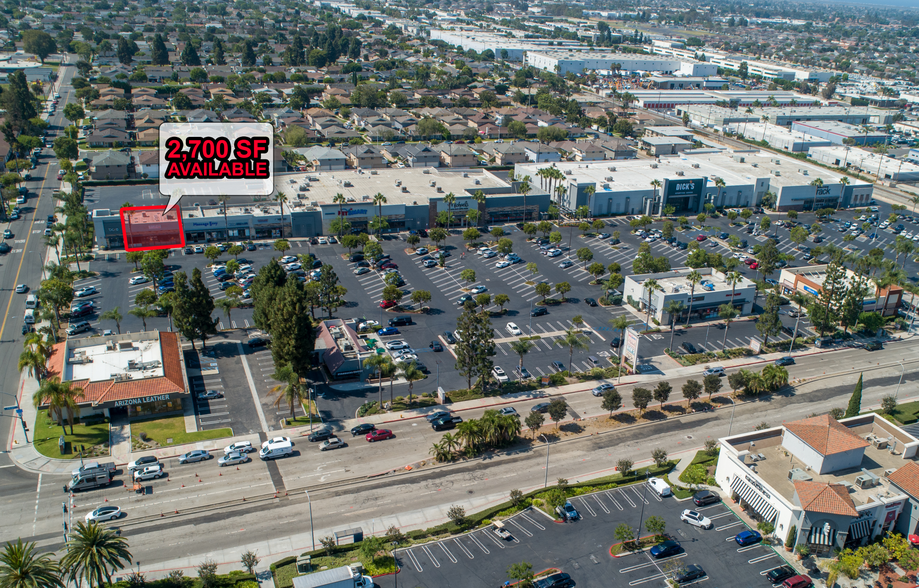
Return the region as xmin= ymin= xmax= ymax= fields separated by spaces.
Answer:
xmin=648 ymin=477 xmax=672 ymax=497
xmin=482 ymin=250 xmax=497 ymax=258
xmin=127 ymin=456 xmax=159 ymax=472
xmin=396 ymin=354 xmax=418 ymax=362
xmin=133 ymin=464 xmax=166 ymax=481
xmin=261 ymin=436 xmax=292 ymax=448
xmin=492 ymin=366 xmax=509 ymax=382
xmin=15 ymin=284 xmax=28 ymax=293
xmin=224 ymin=441 xmax=254 ymax=454
xmin=218 ymin=452 xmax=250 ymax=467
xmin=559 ymin=260 xmax=574 ymax=269
xmin=547 ymin=249 xmax=563 ymax=257
xmin=386 ymin=340 xmax=409 ymax=350
xmin=680 ymin=509 xmax=712 ymax=529
xmin=318 ymin=237 xmax=328 ymax=244
xmin=391 ymin=348 xmax=416 ymax=358
xmin=506 ymin=322 xmax=522 ymax=336
xmin=74 ymin=286 xmax=96 ymax=297
xmin=358 ymin=320 xmax=379 ymax=331
xmin=284 ymin=262 xmax=301 ymax=272
xmin=496 ymin=260 xmax=511 ymax=269
xmin=280 ymin=255 xmax=297 ymax=264
xmin=129 ymin=275 xmax=149 ymax=285
xmin=85 ymin=506 xmax=121 ymax=522
xmin=469 ymin=285 xmax=487 ymax=294
xmin=320 ymin=437 xmax=346 ymax=451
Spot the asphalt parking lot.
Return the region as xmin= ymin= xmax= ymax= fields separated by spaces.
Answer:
xmin=376 ymin=483 xmax=792 ymax=588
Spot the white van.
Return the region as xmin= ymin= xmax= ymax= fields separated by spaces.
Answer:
xmin=23 ymin=309 xmax=35 ymax=324
xmin=259 ymin=440 xmax=293 ymax=461
xmin=648 ymin=477 xmax=672 ymax=497
xmin=25 ymin=295 xmax=38 ymax=309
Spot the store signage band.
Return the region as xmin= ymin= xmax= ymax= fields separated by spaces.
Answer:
xmin=113 ymin=394 xmax=173 ymax=407
xmin=744 ymin=474 xmax=772 ymax=500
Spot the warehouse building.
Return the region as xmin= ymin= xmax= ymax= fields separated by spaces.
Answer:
xmin=630 ymin=90 xmax=817 ymax=111
xmin=790 ymin=121 xmax=888 ymax=147
xmin=725 ymin=122 xmax=833 ymax=153
xmin=514 ymin=148 xmax=873 ymax=215
xmin=623 ymin=268 xmax=756 ymax=324
xmin=807 ymin=146 xmax=919 ymax=182
xmin=714 ymin=414 xmax=919 ymax=553
xmin=428 ymin=29 xmax=585 ymax=61
xmin=752 ymin=106 xmax=894 ymax=127
xmin=525 ymin=51 xmax=717 ymax=77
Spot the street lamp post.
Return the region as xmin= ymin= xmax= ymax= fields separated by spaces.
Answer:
xmin=636 ymin=469 xmax=650 ymax=541
xmin=539 ymin=434 xmax=550 ymax=488
xmin=704 ymin=324 xmax=710 ymax=350
xmin=727 ymin=395 xmax=737 ymax=436
xmin=529 ymin=301 xmax=535 ymax=335
xmin=895 ymin=360 xmax=905 ymax=400
xmin=786 ymin=309 xmax=801 ymax=354
xmin=305 ymin=490 xmax=315 ymax=550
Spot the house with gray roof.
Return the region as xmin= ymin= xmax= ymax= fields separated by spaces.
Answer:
xmin=91 ymin=151 xmax=132 ymax=180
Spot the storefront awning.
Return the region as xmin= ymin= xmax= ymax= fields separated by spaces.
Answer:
xmin=848 ymin=518 xmax=872 ymax=540
xmin=730 ymin=476 xmax=778 ymax=523
xmin=808 ymin=524 xmax=836 ymax=546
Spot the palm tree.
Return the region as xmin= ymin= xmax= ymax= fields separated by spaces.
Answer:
xmin=441 ymin=432 xmax=460 ymax=454
xmin=642 ymin=278 xmax=660 ymax=329
xmin=649 ymin=179 xmax=661 ymax=213
xmin=685 ymin=270 xmax=703 ymax=325
xmin=372 ymin=192 xmax=387 ymax=239
xmin=215 ymin=297 xmax=238 ymax=329
xmin=399 ymin=360 xmax=424 ymax=405
xmin=518 ymin=176 xmax=532 ymax=223
xmin=719 ymin=304 xmax=739 ymax=352
xmin=714 ymin=177 xmax=725 ymax=208
xmin=19 ymin=349 xmax=46 ymax=385
xmin=274 ymin=190 xmax=289 ymax=239
xmin=25 ymin=332 xmax=52 ymax=360
xmin=269 ymin=365 xmax=306 ymax=422
xmin=456 ymin=419 xmax=482 ymax=453
xmin=128 ymin=306 xmax=156 ymax=331
xmin=363 ymin=354 xmax=392 ymax=409
xmin=99 ymin=307 xmax=122 ymax=334
xmin=761 ymin=364 xmax=789 ymax=391
xmin=429 ymin=440 xmax=452 ymax=462
xmin=837 ymin=177 xmax=850 ymax=210
xmin=443 ymin=191 xmax=456 ymax=229
xmin=44 ymin=233 xmax=61 ymax=264
xmin=555 ymin=328 xmax=590 ymax=372
xmin=333 ymin=192 xmax=347 ymax=240
xmin=608 ymin=315 xmax=631 ymax=357
xmin=725 ymin=271 xmax=743 ymax=301
xmin=664 ymin=300 xmax=685 ymax=352
xmin=62 ymin=521 xmax=132 ymax=588
xmin=472 ymin=190 xmax=486 ymax=228
xmin=0 ymin=539 xmax=63 ymax=588
xmin=584 ymin=184 xmax=596 ymax=219
xmin=218 ymin=195 xmax=230 ymax=238
xmin=510 ymin=340 xmax=534 ymax=376
xmin=555 ymin=185 xmax=567 ymax=213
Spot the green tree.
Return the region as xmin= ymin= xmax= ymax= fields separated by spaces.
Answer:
xmin=645 ymin=515 xmax=666 ymax=539
xmin=703 ymin=374 xmax=722 ymax=400
xmin=845 ymin=374 xmax=863 ymax=418
xmin=601 ymin=388 xmax=622 ymax=417
xmin=555 ymin=281 xmax=571 ymax=301
xmin=22 ymin=31 xmax=57 ymax=64
xmin=507 ymin=562 xmax=534 ymax=587
xmin=454 ymin=305 xmax=495 ymax=389
xmin=269 ymin=365 xmax=306 ymax=422
xmin=0 ymin=539 xmax=63 ymax=588
xmin=614 ymin=523 xmax=634 ymax=545
xmin=719 ymin=304 xmax=739 ymax=351
xmin=632 ymin=387 xmax=652 ymax=414
xmin=653 ymin=381 xmax=671 ymax=410
xmin=250 ymin=259 xmax=287 ymax=333
xmin=555 ymin=328 xmax=589 ymax=372
xmin=62 ymin=521 xmax=132 ymax=588
xmin=535 ymin=282 xmax=552 ymax=302
xmin=510 ymin=340 xmax=533 ymax=375
xmin=756 ymin=292 xmax=782 ymax=347
xmin=460 ymin=268 xmax=476 ymax=287
xmin=99 ymin=307 xmax=123 ymax=334
xmin=269 ymin=279 xmax=316 ymax=380
xmin=172 ymin=269 xmax=217 ymax=349
xmin=547 ymin=398 xmax=567 ymax=429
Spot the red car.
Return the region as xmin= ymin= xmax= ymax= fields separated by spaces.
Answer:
xmin=380 ymin=300 xmax=397 ymax=309
xmin=750 ymin=262 xmax=759 ymax=270
xmin=744 ymin=258 xmax=754 ymax=265
xmin=366 ymin=429 xmax=394 ymax=442
xmin=696 ymin=235 xmax=707 ymax=241
xmin=380 ymin=262 xmax=398 ymax=270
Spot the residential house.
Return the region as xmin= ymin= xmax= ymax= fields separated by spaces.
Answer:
xmin=134 ymin=111 xmax=167 ymax=132
xmin=145 ymin=67 xmax=173 ymax=83
xmin=523 ymin=143 xmax=561 ymax=163
xmin=91 ymin=151 xmax=132 ymax=180
xmin=438 ymin=144 xmax=478 ymax=167
xmin=93 ymin=110 xmax=128 ymax=129
xmin=306 ymin=108 xmax=336 ymax=126
xmin=133 ymin=95 xmax=168 ymax=109
xmin=136 ymin=149 xmax=159 ymax=179
xmin=221 ymin=107 xmax=256 ymax=122
xmin=595 ymin=137 xmax=637 ymax=159
xmin=296 ymin=146 xmax=347 ymax=171
xmin=402 ymin=144 xmax=441 ymax=168
xmin=264 ymin=107 xmax=302 ymax=127
xmin=342 ymin=145 xmax=386 ymax=169
xmin=553 ymin=141 xmax=607 ymax=161
xmin=85 ymin=128 xmax=132 ymax=148
xmin=322 ymin=126 xmax=361 ymax=141
xmin=477 ymin=142 xmax=528 ymax=165
xmin=184 ymin=109 xmax=220 ymax=123
xmin=137 ymin=128 xmax=159 ymax=146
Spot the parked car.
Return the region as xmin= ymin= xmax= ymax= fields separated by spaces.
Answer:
xmin=218 ymin=452 xmax=250 ymax=467
xmin=648 ymin=477 xmax=672 ymax=497
xmin=735 ymin=530 xmax=762 ymax=546
xmin=492 ymin=366 xmax=509 ymax=382
xmin=534 ymin=573 xmax=574 ymax=588
xmin=350 ymin=424 xmax=375 ymax=436
xmin=531 ymin=307 xmax=549 ymax=317
xmin=551 ymin=360 xmax=565 ymax=372
xmin=127 ymin=456 xmax=159 ymax=472
xmin=649 ymin=540 xmax=682 ymax=559
xmin=431 ymin=416 xmax=463 ymax=431
xmin=766 ymin=566 xmax=797 ymax=585
xmin=178 ymin=450 xmax=212 ymax=464
xmin=680 ymin=342 xmax=698 ymax=354
xmin=443 ymin=331 xmax=457 ymax=344
xmin=74 ymin=286 xmax=97 ymax=297
xmin=680 ymin=509 xmax=712 ymax=529
xmin=307 ymin=429 xmax=334 ymax=442
xmin=692 ymin=490 xmax=720 ymax=507
xmin=377 ymin=327 xmax=400 ymax=336
xmin=366 ymin=429 xmax=394 ymax=442
xmin=584 ymin=298 xmax=597 ymax=306
xmin=673 ymin=564 xmax=705 ymax=584
xmin=425 ymin=411 xmax=452 ymax=422
xmin=556 ymin=502 xmax=580 ymax=521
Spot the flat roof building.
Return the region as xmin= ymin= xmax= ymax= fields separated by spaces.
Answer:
xmin=429 ymin=29 xmax=586 ymax=61
xmin=778 ymin=263 xmax=903 ymax=316
xmin=525 ymin=51 xmax=717 ymax=77
xmin=623 ymin=267 xmax=757 ymax=325
xmin=807 ymin=146 xmax=919 ymax=183
xmin=714 ymin=414 xmax=919 ymax=554
xmin=43 ymin=331 xmax=189 ymax=419
xmin=726 ymin=122 xmax=833 ymax=153
xmin=791 ymin=121 xmax=888 ymax=147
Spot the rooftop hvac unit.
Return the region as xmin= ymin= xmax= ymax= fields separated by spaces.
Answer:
xmin=650 ymin=163 xmax=658 ymax=168
xmin=773 ymin=170 xmax=781 ymax=176
xmin=608 ymin=166 xmax=616 ymax=171
xmin=675 ymin=170 xmax=684 ymax=176
xmin=395 ymin=180 xmax=401 ymax=186
xmin=474 ymin=179 xmax=481 ymax=185
xmin=565 ymin=170 xmax=572 ymax=175
xmin=437 ymin=186 xmax=444 ymax=192
xmin=751 ymin=163 xmax=758 ymax=167
xmin=430 ymin=180 xmax=436 ymax=187
xmin=362 ymin=194 xmax=371 ymax=201
xmin=691 ymin=163 xmax=700 ymax=168
xmin=462 ymin=172 xmax=468 ymax=178
xmin=423 ymin=168 xmax=431 ymax=174
xmin=370 ymin=170 xmax=378 ymax=175
xmin=401 ymin=186 xmax=408 ymax=192
xmin=310 ymin=201 xmax=318 ymax=207
xmin=602 ymin=183 xmax=610 ymax=190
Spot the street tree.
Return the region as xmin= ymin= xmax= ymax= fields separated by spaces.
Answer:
xmin=682 ymin=379 xmax=702 ymax=403
xmin=172 ymin=269 xmax=217 ymax=349
xmin=653 ymin=381 xmax=671 ymax=410
xmin=756 ymin=292 xmax=783 ymax=347
xmin=632 ymin=387 xmax=652 ymax=414
xmin=601 ymin=389 xmax=622 ymax=418
xmin=547 ymin=399 xmax=567 ymax=429
xmin=703 ymin=374 xmax=722 ymax=400
xmin=250 ymin=259 xmax=288 ymax=333
xmin=454 ymin=305 xmax=495 ymax=389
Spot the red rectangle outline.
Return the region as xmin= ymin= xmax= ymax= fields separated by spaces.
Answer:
xmin=119 ymin=205 xmax=186 ymax=252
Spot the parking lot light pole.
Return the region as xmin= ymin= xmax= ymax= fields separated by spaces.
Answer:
xmin=539 ymin=434 xmax=550 ymax=488
xmin=895 ymin=360 xmax=905 ymax=400
xmin=529 ymin=302 xmax=534 ymax=334
xmin=782 ymin=310 xmax=801 ymax=354
xmin=305 ymin=490 xmax=315 ymax=550
xmin=636 ymin=469 xmax=649 ymax=541
xmin=727 ymin=395 xmax=737 ymax=436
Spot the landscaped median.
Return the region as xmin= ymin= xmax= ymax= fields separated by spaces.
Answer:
xmin=269 ymin=461 xmax=679 ymax=587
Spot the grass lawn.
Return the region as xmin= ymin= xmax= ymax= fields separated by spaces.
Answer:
xmin=886 ymin=400 xmax=919 ymax=425
xmin=33 ymin=414 xmax=110 ymax=459
xmin=679 ymin=449 xmax=719 ymax=486
xmin=132 ymin=415 xmax=231 ymax=446
xmin=273 ymin=551 xmax=395 ymax=588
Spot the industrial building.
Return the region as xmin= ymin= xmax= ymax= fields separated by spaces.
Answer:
xmin=514 ymin=148 xmax=873 ymax=215
xmin=714 ymin=414 xmax=919 ymax=553
xmin=627 ymin=90 xmax=817 ymax=111
xmin=428 ymin=29 xmax=585 ymax=61
xmin=680 ymin=105 xmax=894 ymax=130
xmin=778 ymin=264 xmax=903 ymax=316
xmin=791 ymin=121 xmax=888 ymax=147
xmin=726 ymin=122 xmax=833 ymax=153
xmin=525 ymin=51 xmax=717 ymax=77
xmin=623 ymin=268 xmax=756 ymax=324
xmin=648 ymin=44 xmax=836 ymax=82
xmin=807 ymin=146 xmax=919 ymax=182
xmin=43 ymin=331 xmax=189 ymax=420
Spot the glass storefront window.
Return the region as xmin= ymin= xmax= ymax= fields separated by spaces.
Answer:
xmin=125 ymin=398 xmax=181 ymax=418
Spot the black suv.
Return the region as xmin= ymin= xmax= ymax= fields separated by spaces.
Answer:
xmin=680 ymin=342 xmax=698 ymax=354
xmin=431 ymin=416 xmax=462 ymax=431
xmin=766 ymin=566 xmax=796 ymax=584
xmin=531 ymin=307 xmax=549 ymax=317
xmin=692 ymin=490 xmax=720 ymax=506
xmin=307 ymin=428 xmax=334 ymax=442
xmin=443 ymin=331 xmax=457 ymax=345
xmin=534 ymin=573 xmax=574 ymax=588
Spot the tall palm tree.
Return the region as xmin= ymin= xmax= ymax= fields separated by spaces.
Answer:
xmin=837 ymin=177 xmax=850 ymax=210
xmin=372 ymin=192 xmax=387 ymax=239
xmin=642 ymin=278 xmax=660 ymax=329
xmin=0 ymin=539 xmax=63 ymax=588
xmin=363 ymin=354 xmax=392 ymax=408
xmin=441 ymin=432 xmax=460 ymax=454
xmin=472 ymin=189 xmax=486 ymax=228
xmin=555 ymin=328 xmax=590 ymax=372
xmin=443 ymin=192 xmax=456 ymax=229
xmin=685 ymin=270 xmax=703 ymax=325
xmin=719 ymin=304 xmax=739 ymax=352
xmin=555 ymin=185 xmax=566 ymax=213
xmin=274 ymin=190 xmax=289 ymax=239
xmin=19 ymin=349 xmax=46 ymax=385
xmin=725 ymin=271 xmax=743 ymax=301
xmin=128 ymin=306 xmax=156 ymax=332
xmin=714 ymin=177 xmax=725 ymax=208
xmin=333 ymin=192 xmax=347 ymax=240
xmin=44 ymin=233 xmax=61 ymax=264
xmin=24 ymin=331 xmax=52 ymax=360
xmin=518 ymin=175 xmax=531 ymax=223
xmin=649 ymin=179 xmax=661 ymax=213
xmin=455 ymin=419 xmax=482 ymax=453
xmin=509 ymin=340 xmax=533 ymax=376
xmin=215 ymin=297 xmax=238 ymax=329
xmin=218 ymin=195 xmax=230 ymax=238
xmin=584 ymin=184 xmax=595 ymax=219
xmin=269 ymin=365 xmax=306 ymax=422
xmin=608 ymin=315 xmax=631 ymax=357
xmin=664 ymin=300 xmax=685 ymax=352
xmin=62 ymin=521 xmax=132 ymax=588
xmin=399 ymin=360 xmax=424 ymax=405
xmin=99 ymin=307 xmax=122 ymax=334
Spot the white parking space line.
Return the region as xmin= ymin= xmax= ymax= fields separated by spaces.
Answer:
xmin=507 ymin=518 xmax=533 ymax=537
xmin=577 ymin=497 xmax=596 ymax=517
xmin=467 ymin=533 xmax=490 ymax=554
xmin=631 ymin=486 xmax=649 ymax=504
xmin=453 ymin=538 xmax=474 ymax=559
xmin=619 ymin=488 xmax=637 ymax=508
xmin=420 ymin=544 xmax=441 ymax=567
xmin=438 ymin=542 xmax=457 ymax=563
xmin=716 ymin=521 xmax=746 ymax=531
xmin=403 ymin=549 xmax=423 ymax=572
xmin=482 ymin=530 xmax=506 ymax=549
xmin=604 ymin=491 xmax=623 ymax=510
xmin=519 ymin=513 xmax=545 ymax=530
xmin=748 ymin=553 xmax=779 ymax=564
xmin=593 ymin=494 xmax=610 ymax=514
